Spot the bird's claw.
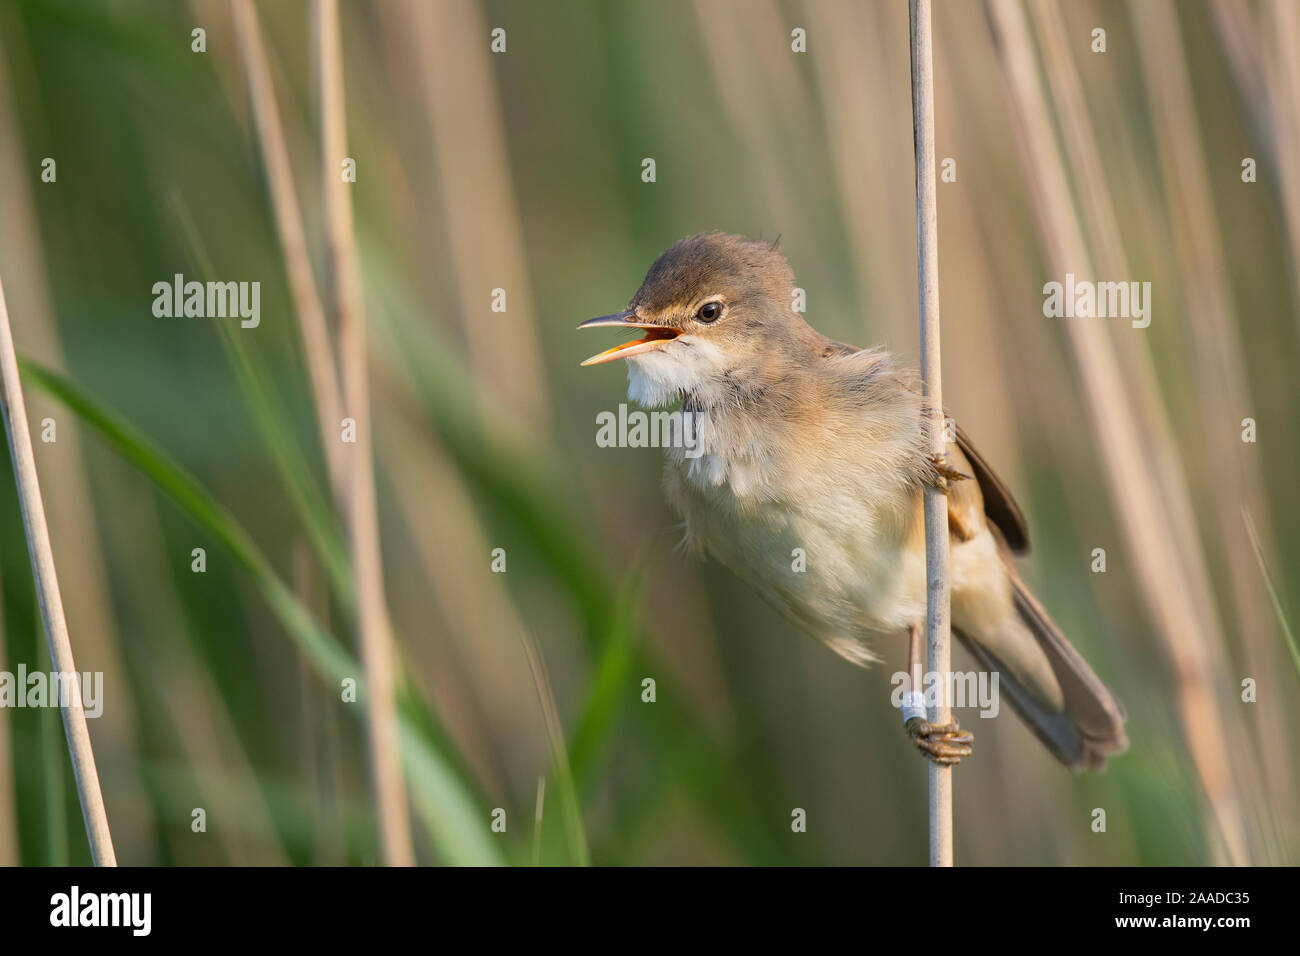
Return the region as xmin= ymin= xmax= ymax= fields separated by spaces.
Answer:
xmin=905 ymin=716 xmax=974 ymax=766
xmin=928 ymin=453 xmax=972 ymax=491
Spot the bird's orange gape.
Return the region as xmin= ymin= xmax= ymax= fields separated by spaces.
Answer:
xmin=577 ymin=312 xmax=680 ymax=366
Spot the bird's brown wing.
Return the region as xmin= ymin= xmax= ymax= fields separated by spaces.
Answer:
xmin=954 ymin=425 xmax=1029 ymax=554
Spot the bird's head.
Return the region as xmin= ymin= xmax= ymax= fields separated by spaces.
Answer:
xmin=579 ymin=232 xmax=819 ymax=407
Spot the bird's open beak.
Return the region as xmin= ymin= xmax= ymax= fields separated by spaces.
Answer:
xmin=577 ymin=311 xmax=681 ymax=366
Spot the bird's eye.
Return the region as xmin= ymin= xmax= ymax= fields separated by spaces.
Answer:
xmin=696 ymin=301 xmax=723 ymax=322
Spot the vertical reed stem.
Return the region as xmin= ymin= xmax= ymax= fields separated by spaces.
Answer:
xmin=231 ymin=0 xmax=347 ymax=507
xmin=313 ymin=0 xmax=415 ymax=867
xmin=0 ymin=273 xmax=116 ymax=866
xmin=909 ymin=0 xmax=953 ymax=868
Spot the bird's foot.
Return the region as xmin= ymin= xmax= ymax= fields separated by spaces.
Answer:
xmin=905 ymin=716 xmax=974 ymax=766
xmin=928 ymin=453 xmax=972 ymax=490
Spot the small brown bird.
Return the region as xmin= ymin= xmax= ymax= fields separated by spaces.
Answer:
xmin=580 ymin=232 xmax=1128 ymax=771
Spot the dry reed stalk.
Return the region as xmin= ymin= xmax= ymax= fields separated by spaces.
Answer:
xmin=1266 ymin=0 xmax=1300 ymax=346
xmin=313 ymin=0 xmax=414 ymax=867
xmin=1207 ymin=0 xmax=1272 ymax=156
xmin=378 ymin=0 xmax=551 ymax=430
xmin=0 ymin=273 xmax=116 ymax=866
xmin=231 ymin=0 xmax=347 ymax=505
xmin=805 ymin=0 xmax=914 ymax=345
xmin=1029 ymin=0 xmax=1287 ymax=846
xmin=0 ymin=35 xmax=149 ymax=850
xmin=1208 ymin=0 xmax=1300 ymax=345
xmin=985 ymin=0 xmax=1250 ymax=865
xmin=690 ymin=0 xmax=819 ymax=252
xmin=1040 ymin=0 xmax=1284 ymax=858
xmin=1211 ymin=0 xmax=1300 ymax=346
xmin=909 ymin=0 xmax=954 ymax=868
xmin=925 ymin=13 xmax=1057 ymax=864
xmin=1126 ymin=0 xmax=1293 ymax=844
xmin=692 ymin=0 xmax=871 ymax=344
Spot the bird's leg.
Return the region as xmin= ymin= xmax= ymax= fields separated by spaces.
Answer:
xmin=903 ymin=624 xmax=974 ymax=765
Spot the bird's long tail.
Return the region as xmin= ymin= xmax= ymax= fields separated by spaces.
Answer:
xmin=956 ymin=566 xmax=1128 ymax=772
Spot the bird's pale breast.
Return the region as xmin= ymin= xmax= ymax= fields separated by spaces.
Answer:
xmin=664 ymin=433 xmax=929 ymax=664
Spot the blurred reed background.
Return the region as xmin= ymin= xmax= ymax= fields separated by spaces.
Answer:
xmin=0 ymin=0 xmax=1295 ymax=865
